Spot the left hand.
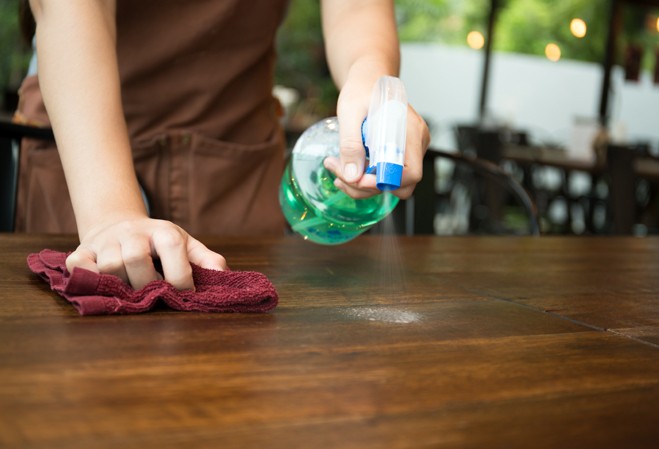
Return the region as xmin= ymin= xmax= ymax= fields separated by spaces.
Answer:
xmin=323 ymin=77 xmax=430 ymax=200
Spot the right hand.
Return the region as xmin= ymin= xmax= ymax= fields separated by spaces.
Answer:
xmin=66 ymin=216 xmax=227 ymax=291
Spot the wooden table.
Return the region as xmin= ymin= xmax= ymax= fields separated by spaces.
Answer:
xmin=503 ymin=144 xmax=600 ymax=173
xmin=503 ymin=144 xmax=659 ymax=234
xmin=1 ymin=234 xmax=659 ymax=448
xmin=504 ymin=143 xmax=659 ymax=180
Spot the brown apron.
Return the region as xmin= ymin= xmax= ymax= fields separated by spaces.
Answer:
xmin=15 ymin=0 xmax=289 ymax=235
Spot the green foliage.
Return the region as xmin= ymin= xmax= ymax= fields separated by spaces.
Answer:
xmin=275 ymin=0 xmax=338 ymax=120
xmin=395 ymin=0 xmax=491 ymax=45
xmin=397 ymin=0 xmax=614 ymax=64
xmin=395 ymin=0 xmax=453 ymax=43
xmin=0 ymin=0 xmax=31 ymax=109
xmin=494 ymin=0 xmax=607 ymax=63
xmin=462 ymin=0 xmax=493 ymax=36
xmin=4 ymin=0 xmax=653 ymax=115
xmin=618 ymin=2 xmax=659 ymax=72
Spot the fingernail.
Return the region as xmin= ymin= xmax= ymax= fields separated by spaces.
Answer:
xmin=344 ymin=163 xmax=357 ymax=182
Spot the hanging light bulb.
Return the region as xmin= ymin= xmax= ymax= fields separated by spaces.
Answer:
xmin=570 ymin=18 xmax=587 ymax=38
xmin=545 ymin=43 xmax=561 ymax=62
xmin=656 ymin=16 xmax=659 ymax=32
xmin=467 ymin=31 xmax=485 ymax=50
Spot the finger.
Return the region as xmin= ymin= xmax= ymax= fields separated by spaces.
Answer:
xmin=397 ymin=157 xmax=422 ymax=199
xmin=121 ymin=236 xmax=160 ymax=290
xmin=334 ymin=173 xmax=414 ymax=201
xmin=338 ymin=111 xmax=367 ymax=183
xmin=334 ymin=177 xmax=379 ymax=199
xmin=326 ymin=156 xmax=378 ymax=195
xmin=151 ymin=227 xmax=194 ymax=291
xmin=388 ymin=106 xmax=430 ymax=201
xmin=323 ymin=156 xmax=341 ymax=178
xmin=96 ymin=243 xmax=129 ymax=284
xmin=399 ymin=106 xmax=428 ymax=190
xmin=66 ymin=246 xmax=99 ymax=275
xmin=187 ymin=237 xmax=228 ymax=271
xmin=392 ymin=184 xmax=416 ymax=200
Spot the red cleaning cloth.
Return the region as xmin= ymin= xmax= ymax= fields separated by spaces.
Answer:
xmin=27 ymin=249 xmax=278 ymax=316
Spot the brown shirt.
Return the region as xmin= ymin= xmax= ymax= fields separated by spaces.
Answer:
xmin=16 ymin=0 xmax=289 ymax=235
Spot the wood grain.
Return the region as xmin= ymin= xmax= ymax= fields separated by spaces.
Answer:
xmin=1 ymin=235 xmax=658 ymax=449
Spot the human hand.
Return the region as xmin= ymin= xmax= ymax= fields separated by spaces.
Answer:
xmin=324 ymin=77 xmax=430 ymax=200
xmin=65 ymin=216 xmax=227 ymax=291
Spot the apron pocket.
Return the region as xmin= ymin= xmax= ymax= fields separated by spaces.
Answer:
xmin=189 ymin=130 xmax=286 ymax=235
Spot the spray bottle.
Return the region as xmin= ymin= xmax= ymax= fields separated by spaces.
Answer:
xmin=279 ymin=76 xmax=408 ymax=245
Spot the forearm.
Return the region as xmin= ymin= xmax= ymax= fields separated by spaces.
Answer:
xmin=321 ymin=0 xmax=400 ymax=90
xmin=320 ymin=0 xmax=428 ymax=200
xmin=31 ymin=0 xmax=146 ymax=238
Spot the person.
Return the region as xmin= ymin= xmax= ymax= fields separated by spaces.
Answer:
xmin=16 ymin=0 xmax=430 ymax=291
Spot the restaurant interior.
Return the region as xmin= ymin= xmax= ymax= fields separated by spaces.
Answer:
xmin=1 ymin=2 xmax=659 ymax=448
xmin=274 ymin=0 xmax=659 ymax=238
xmin=1 ymin=0 xmax=659 ymax=237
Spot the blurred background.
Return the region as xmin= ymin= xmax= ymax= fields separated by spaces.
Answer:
xmin=272 ymin=0 xmax=658 ymax=146
xmin=274 ymin=0 xmax=659 ymax=236
xmin=0 ymin=0 xmax=31 ymax=115
xmin=2 ymin=0 xmax=658 ymax=235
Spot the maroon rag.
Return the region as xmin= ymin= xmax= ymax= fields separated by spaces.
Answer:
xmin=27 ymin=249 xmax=278 ymax=316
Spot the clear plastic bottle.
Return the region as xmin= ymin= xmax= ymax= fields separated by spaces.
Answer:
xmin=279 ymin=76 xmax=408 ymax=245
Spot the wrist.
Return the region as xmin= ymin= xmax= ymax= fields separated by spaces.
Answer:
xmin=341 ymin=54 xmax=398 ymax=89
xmin=338 ymin=59 xmax=396 ymax=118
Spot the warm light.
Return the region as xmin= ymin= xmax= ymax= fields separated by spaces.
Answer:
xmin=570 ymin=18 xmax=587 ymax=38
xmin=545 ymin=43 xmax=561 ymax=62
xmin=467 ymin=31 xmax=485 ymax=50
xmin=656 ymin=16 xmax=659 ymax=32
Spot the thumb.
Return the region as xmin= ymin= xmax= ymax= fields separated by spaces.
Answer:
xmin=337 ymin=110 xmax=367 ymax=183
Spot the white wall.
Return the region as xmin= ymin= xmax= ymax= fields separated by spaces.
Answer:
xmin=400 ymin=43 xmax=659 ymax=153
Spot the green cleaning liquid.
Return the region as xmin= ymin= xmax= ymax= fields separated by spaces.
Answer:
xmin=279 ymin=117 xmax=399 ymax=245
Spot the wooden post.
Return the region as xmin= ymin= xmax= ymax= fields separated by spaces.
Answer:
xmin=479 ymin=0 xmax=499 ymax=123
xmin=599 ymin=0 xmax=621 ymax=128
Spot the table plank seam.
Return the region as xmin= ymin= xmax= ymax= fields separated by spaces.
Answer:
xmin=474 ymin=292 xmax=659 ymax=351
xmin=607 ymin=329 xmax=659 ymax=350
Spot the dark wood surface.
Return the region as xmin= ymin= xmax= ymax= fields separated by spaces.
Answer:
xmin=504 ymin=143 xmax=659 ymax=180
xmin=1 ymin=234 xmax=658 ymax=449
xmin=503 ymin=144 xmax=600 ymax=173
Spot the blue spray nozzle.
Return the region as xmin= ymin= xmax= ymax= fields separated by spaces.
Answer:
xmin=362 ymin=76 xmax=408 ymax=191
xmin=376 ymin=161 xmax=404 ymax=191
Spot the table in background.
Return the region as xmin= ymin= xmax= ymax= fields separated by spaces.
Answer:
xmin=504 ymin=144 xmax=659 ymax=234
xmin=1 ymin=234 xmax=659 ymax=449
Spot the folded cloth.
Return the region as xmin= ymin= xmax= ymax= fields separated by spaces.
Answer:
xmin=27 ymin=249 xmax=278 ymax=316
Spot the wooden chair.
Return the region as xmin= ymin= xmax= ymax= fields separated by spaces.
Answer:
xmin=605 ymin=143 xmax=659 ymax=235
xmin=0 ymin=119 xmax=54 ymax=232
xmin=383 ymin=148 xmax=540 ymax=236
